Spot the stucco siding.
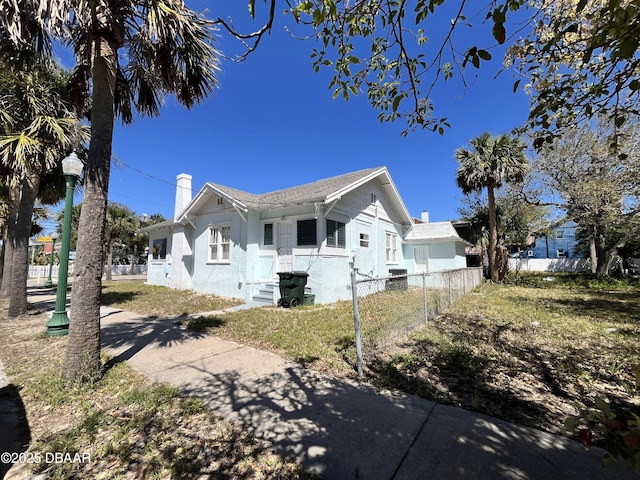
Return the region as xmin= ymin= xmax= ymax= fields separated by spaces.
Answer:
xmin=189 ymin=212 xmax=248 ymax=300
xmin=428 ymin=243 xmax=457 ymax=271
xmin=293 ymin=254 xmax=351 ymax=304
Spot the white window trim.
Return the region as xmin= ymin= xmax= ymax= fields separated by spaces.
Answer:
xmin=296 ymin=218 xmax=318 ymax=247
xmin=359 ymin=232 xmax=370 ymax=248
xmin=326 ymin=217 xmax=347 ymax=249
xmin=386 ymin=231 xmax=398 ymax=264
xmin=208 ymin=223 xmax=231 ymax=264
xmin=262 ymin=222 xmax=276 ymax=249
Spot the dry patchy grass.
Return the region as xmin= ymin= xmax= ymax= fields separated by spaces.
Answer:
xmin=368 ymin=281 xmax=640 ymax=438
xmin=99 ymin=276 xmax=640 ymax=444
xmin=100 ymin=280 xmax=243 ymax=317
xmin=0 ymin=299 xmax=313 ymax=479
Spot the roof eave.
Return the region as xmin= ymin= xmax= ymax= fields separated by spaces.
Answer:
xmin=176 ymin=183 xmax=249 ymax=224
xmin=324 ymin=167 xmax=413 ymax=225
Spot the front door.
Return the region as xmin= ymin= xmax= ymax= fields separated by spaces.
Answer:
xmin=278 ymin=222 xmax=294 ymax=273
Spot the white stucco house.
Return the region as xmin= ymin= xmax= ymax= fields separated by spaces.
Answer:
xmin=142 ymin=167 xmax=468 ymax=305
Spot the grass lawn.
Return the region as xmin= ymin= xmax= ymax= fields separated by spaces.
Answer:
xmin=371 ymin=277 xmax=640 ymax=436
xmin=7 ymin=273 xmax=629 ymax=476
xmin=0 ymin=293 xmax=314 ymax=479
xmin=101 ymin=275 xmax=639 ymax=442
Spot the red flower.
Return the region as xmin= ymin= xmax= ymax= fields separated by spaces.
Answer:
xmin=578 ymin=429 xmax=593 ymax=449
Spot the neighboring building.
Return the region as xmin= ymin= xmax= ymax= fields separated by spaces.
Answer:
xmin=527 ymin=220 xmax=582 ymax=259
xmin=143 ymin=167 xmax=469 ymax=305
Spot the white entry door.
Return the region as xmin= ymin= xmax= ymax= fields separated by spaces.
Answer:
xmin=277 ymin=222 xmax=294 ymax=273
xmin=414 ymin=246 xmax=429 ymax=273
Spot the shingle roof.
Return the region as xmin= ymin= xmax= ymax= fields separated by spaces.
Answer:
xmin=207 ymin=167 xmax=384 ymax=210
xmin=138 ymin=219 xmax=177 ymax=233
xmin=177 ymin=166 xmax=413 ymax=226
xmin=404 ymin=221 xmax=467 ymax=243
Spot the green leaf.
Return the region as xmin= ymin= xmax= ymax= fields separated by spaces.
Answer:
xmin=313 ymin=8 xmax=326 ymax=27
xmin=492 ymin=23 xmax=506 ymax=44
xmin=618 ymin=36 xmax=638 ymax=60
xmin=392 ymin=94 xmax=403 ymax=113
xmin=512 ymin=79 xmax=521 ymax=93
xmin=594 ymin=396 xmax=613 ymax=418
xmin=564 ymin=416 xmax=582 ymax=432
xmin=478 ymin=49 xmax=491 ymax=61
xmin=492 ymin=9 xmax=505 ymax=24
xmin=576 ymin=0 xmax=588 ymax=12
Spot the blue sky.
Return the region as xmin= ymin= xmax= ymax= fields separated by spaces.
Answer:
xmin=54 ymin=2 xmax=532 ymax=229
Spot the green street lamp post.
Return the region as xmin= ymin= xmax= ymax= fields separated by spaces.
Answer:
xmin=46 ymin=152 xmax=84 ymax=337
xmin=44 ymin=232 xmax=59 ymax=287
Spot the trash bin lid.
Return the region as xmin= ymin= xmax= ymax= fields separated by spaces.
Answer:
xmin=292 ymin=271 xmax=309 ymax=277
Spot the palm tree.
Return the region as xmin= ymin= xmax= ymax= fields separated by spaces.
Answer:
xmin=1 ymin=0 xmax=220 ymax=380
xmin=104 ymin=203 xmax=138 ymax=281
xmin=455 ymin=132 xmax=528 ymax=282
xmin=0 ymin=55 xmax=79 ymax=317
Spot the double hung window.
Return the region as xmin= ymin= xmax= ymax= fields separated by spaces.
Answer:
xmin=209 ymin=224 xmax=231 ymax=262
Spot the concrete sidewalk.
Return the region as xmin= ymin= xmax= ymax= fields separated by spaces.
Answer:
xmin=22 ymin=283 xmax=640 ymax=479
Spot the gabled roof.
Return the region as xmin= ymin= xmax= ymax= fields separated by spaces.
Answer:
xmin=138 ymin=219 xmax=177 ymax=233
xmin=176 ymin=167 xmax=413 ymax=225
xmin=404 ymin=221 xmax=470 ymax=245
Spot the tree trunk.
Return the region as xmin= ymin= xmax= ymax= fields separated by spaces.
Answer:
xmin=129 ymin=243 xmax=137 ymax=276
xmin=8 ymin=173 xmax=40 ymax=317
xmin=595 ymin=234 xmax=609 ymax=275
xmin=62 ymin=39 xmax=116 ymax=382
xmin=0 ymin=183 xmax=20 ymax=299
xmin=487 ymin=184 xmax=499 ymax=282
xmin=589 ymin=235 xmax=597 ymax=274
xmin=106 ymin=241 xmax=113 ymax=281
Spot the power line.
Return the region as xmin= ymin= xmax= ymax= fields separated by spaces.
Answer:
xmin=108 ymin=191 xmax=173 ymax=210
xmin=111 ymin=155 xmax=190 ymax=190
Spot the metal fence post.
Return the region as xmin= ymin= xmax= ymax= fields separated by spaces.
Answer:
xmin=351 ymin=268 xmax=364 ymax=377
xmin=423 ymin=272 xmax=428 ymax=323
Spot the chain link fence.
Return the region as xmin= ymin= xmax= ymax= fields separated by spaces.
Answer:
xmin=351 ymin=267 xmax=483 ymax=375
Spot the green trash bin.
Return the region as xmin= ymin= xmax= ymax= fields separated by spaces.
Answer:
xmin=302 ymin=293 xmax=315 ymax=306
xmin=277 ymin=271 xmax=309 ymax=307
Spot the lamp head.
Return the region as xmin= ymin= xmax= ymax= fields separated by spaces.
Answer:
xmin=62 ymin=152 xmax=84 ymax=178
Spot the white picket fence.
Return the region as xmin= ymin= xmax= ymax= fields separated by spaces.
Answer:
xmin=29 ymin=264 xmax=147 ymax=280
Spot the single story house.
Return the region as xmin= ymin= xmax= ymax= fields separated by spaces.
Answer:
xmin=143 ymin=167 xmax=468 ymax=305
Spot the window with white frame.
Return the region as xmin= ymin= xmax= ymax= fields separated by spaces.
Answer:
xmin=297 ymin=219 xmax=317 ymax=246
xmin=557 ymin=249 xmax=567 ymax=258
xmin=359 ymin=233 xmax=369 ymax=248
xmin=556 ymin=230 xmax=564 ymax=239
xmin=326 ymin=219 xmax=346 ymax=248
xmin=386 ymin=231 xmax=398 ymax=263
xmin=263 ymin=223 xmax=273 ymax=246
xmin=209 ymin=224 xmax=231 ymax=262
